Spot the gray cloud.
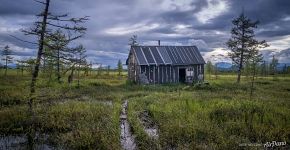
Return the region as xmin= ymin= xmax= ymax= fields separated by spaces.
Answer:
xmin=1 ymin=0 xmax=290 ymax=67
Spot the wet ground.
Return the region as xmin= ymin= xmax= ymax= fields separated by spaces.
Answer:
xmin=1 ymin=100 xmax=158 ymax=150
xmin=139 ymin=110 xmax=159 ymax=140
xmin=120 ymin=100 xmax=137 ymax=150
xmin=0 ymin=133 xmax=56 ymax=150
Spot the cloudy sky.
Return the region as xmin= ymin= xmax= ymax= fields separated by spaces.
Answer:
xmin=1 ymin=0 xmax=290 ymax=68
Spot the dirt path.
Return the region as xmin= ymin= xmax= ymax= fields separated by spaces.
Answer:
xmin=120 ymin=100 xmax=137 ymax=150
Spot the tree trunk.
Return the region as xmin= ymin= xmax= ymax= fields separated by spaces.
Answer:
xmin=5 ymin=56 xmax=8 ymax=76
xmin=57 ymin=49 xmax=61 ymax=83
xmin=215 ymin=64 xmax=218 ymax=79
xmin=28 ymin=0 xmax=50 ymax=149
xmin=250 ymin=63 xmax=256 ymax=100
xmin=77 ymin=66 xmax=80 ymax=87
xmin=68 ymin=66 xmax=74 ymax=85
xmin=77 ymin=55 xmax=81 ymax=88
xmin=237 ymin=49 xmax=245 ymax=83
xmin=237 ymin=57 xmax=245 ymax=83
xmin=237 ymin=55 xmax=243 ymax=83
xmin=43 ymin=53 xmax=46 ymax=74
xmin=237 ymin=24 xmax=245 ymax=83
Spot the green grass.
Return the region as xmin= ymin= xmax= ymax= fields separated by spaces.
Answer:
xmin=127 ymin=76 xmax=290 ymax=149
xmin=0 ymin=69 xmax=290 ymax=149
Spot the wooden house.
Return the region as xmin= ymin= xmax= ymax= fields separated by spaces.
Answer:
xmin=126 ymin=45 xmax=205 ymax=84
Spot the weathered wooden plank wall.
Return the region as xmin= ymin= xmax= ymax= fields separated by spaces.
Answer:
xmin=133 ymin=64 xmax=204 ymax=84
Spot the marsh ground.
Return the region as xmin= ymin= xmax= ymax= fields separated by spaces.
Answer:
xmin=0 ymin=70 xmax=289 ymax=149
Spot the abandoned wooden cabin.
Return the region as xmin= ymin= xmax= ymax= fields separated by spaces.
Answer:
xmin=126 ymin=45 xmax=205 ymax=84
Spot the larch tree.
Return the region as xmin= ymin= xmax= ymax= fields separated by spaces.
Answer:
xmin=45 ymin=29 xmax=75 ymax=83
xmin=282 ymin=64 xmax=287 ymax=77
xmin=65 ymin=44 xmax=86 ymax=85
xmin=1 ymin=45 xmax=13 ymax=76
xmin=107 ymin=65 xmax=110 ymax=75
xmin=20 ymin=0 xmax=88 ymax=147
xmin=249 ymin=45 xmax=266 ymax=99
xmin=22 ymin=58 xmax=36 ymax=75
xmin=117 ymin=59 xmax=123 ymax=76
xmin=129 ymin=35 xmax=139 ymax=46
xmin=269 ymin=55 xmax=278 ymax=80
xmin=16 ymin=60 xmax=26 ymax=76
xmin=260 ymin=61 xmax=267 ymax=77
xmin=205 ymin=61 xmax=213 ymax=80
xmin=22 ymin=0 xmax=88 ymax=111
xmin=76 ymin=45 xmax=86 ymax=88
xmin=244 ymin=60 xmax=251 ymax=78
xmin=97 ymin=64 xmax=102 ymax=76
xmin=42 ymin=42 xmax=55 ymax=83
xmin=227 ymin=12 xmax=268 ymax=83
xmin=214 ymin=63 xmax=218 ymax=79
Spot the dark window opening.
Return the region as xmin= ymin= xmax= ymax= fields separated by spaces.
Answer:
xmin=179 ymin=68 xmax=186 ymax=83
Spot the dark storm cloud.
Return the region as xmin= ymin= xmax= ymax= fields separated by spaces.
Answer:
xmin=1 ymin=0 xmax=290 ymax=67
xmin=256 ymin=19 xmax=290 ymax=37
xmin=159 ymin=10 xmax=194 ymax=24
xmin=234 ymin=0 xmax=290 ymax=25
xmin=0 ymin=0 xmax=40 ymax=15
xmin=197 ymin=0 xmax=290 ymax=34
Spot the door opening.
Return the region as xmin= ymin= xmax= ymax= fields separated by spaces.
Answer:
xmin=179 ymin=68 xmax=186 ymax=83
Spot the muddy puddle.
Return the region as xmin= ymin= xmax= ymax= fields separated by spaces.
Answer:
xmin=120 ymin=100 xmax=137 ymax=150
xmin=0 ymin=133 xmax=57 ymax=150
xmin=139 ymin=110 xmax=159 ymax=140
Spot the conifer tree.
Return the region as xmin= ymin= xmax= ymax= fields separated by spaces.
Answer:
xmin=205 ymin=61 xmax=213 ymax=80
xmin=249 ymin=49 xmax=264 ymax=99
xmin=19 ymin=0 xmax=88 ymax=147
xmin=227 ymin=12 xmax=268 ymax=83
xmin=129 ymin=35 xmax=138 ymax=46
xmin=269 ymin=55 xmax=278 ymax=80
xmin=1 ymin=45 xmax=13 ymax=76
xmin=117 ymin=59 xmax=123 ymax=76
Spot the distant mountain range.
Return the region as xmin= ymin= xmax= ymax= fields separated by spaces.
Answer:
xmin=214 ymin=62 xmax=290 ymax=72
xmin=205 ymin=48 xmax=290 ymax=72
xmin=215 ymin=62 xmax=233 ymax=71
xmin=277 ymin=63 xmax=290 ymax=71
xmin=0 ymin=64 xmax=17 ymax=68
xmin=216 ymin=62 xmax=232 ymax=68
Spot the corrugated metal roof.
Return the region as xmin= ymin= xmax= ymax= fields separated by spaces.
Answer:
xmin=130 ymin=46 xmax=205 ymax=65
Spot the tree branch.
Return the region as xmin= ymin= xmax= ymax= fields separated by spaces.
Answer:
xmin=9 ymin=35 xmax=38 ymax=45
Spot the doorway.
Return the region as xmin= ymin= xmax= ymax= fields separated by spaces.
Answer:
xmin=179 ymin=68 xmax=186 ymax=83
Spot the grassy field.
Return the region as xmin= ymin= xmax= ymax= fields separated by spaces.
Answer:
xmin=0 ymin=69 xmax=289 ymax=149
